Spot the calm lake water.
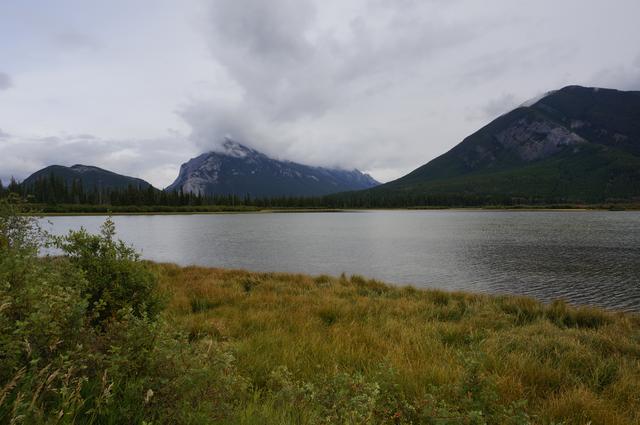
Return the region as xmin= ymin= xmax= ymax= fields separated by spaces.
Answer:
xmin=41 ymin=211 xmax=640 ymax=311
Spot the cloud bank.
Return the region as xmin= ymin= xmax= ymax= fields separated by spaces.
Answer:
xmin=0 ymin=72 xmax=12 ymax=90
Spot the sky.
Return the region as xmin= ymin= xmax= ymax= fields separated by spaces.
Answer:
xmin=1 ymin=0 xmax=640 ymax=187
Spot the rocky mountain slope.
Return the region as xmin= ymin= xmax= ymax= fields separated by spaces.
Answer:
xmin=167 ymin=138 xmax=379 ymax=197
xmin=335 ymin=85 xmax=640 ymax=204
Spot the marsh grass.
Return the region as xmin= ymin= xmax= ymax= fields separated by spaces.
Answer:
xmin=155 ymin=263 xmax=640 ymax=425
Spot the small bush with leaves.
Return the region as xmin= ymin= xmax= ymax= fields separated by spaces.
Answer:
xmin=0 ymin=200 xmax=99 ymax=422
xmin=0 ymin=202 xmax=245 ymax=424
xmin=54 ymin=218 xmax=163 ymax=325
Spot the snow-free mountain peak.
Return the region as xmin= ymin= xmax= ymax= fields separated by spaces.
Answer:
xmin=23 ymin=164 xmax=154 ymax=191
xmin=332 ymin=85 xmax=640 ymax=204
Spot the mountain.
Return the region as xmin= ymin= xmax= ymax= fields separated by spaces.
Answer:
xmin=334 ymin=86 xmax=640 ymax=205
xmin=167 ymin=138 xmax=379 ymax=197
xmin=23 ymin=164 xmax=154 ymax=191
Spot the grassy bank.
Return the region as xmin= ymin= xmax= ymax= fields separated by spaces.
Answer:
xmin=155 ymin=264 xmax=640 ymax=425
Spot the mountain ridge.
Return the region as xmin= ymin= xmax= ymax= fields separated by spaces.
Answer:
xmin=329 ymin=85 xmax=640 ymax=204
xmin=22 ymin=164 xmax=154 ymax=191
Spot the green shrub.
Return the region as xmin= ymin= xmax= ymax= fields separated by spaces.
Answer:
xmin=54 ymin=217 xmax=163 ymax=325
xmin=0 ymin=203 xmax=246 ymax=424
xmin=0 ymin=200 xmax=99 ymax=422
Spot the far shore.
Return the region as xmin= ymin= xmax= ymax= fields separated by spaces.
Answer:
xmin=24 ymin=204 xmax=640 ymax=216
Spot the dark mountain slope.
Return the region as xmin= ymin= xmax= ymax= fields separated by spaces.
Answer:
xmin=342 ymin=86 xmax=640 ymax=204
xmin=23 ymin=164 xmax=154 ymax=191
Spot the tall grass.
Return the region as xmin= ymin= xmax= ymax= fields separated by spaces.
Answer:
xmin=157 ymin=264 xmax=640 ymax=425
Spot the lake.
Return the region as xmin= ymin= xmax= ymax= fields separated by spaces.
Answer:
xmin=41 ymin=210 xmax=640 ymax=311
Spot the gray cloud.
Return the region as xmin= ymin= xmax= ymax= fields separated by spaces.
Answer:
xmin=0 ymin=72 xmax=12 ymax=90
xmin=204 ymin=0 xmax=322 ymax=120
xmin=457 ymin=43 xmax=578 ymax=89
xmin=485 ymin=94 xmax=518 ymax=116
xmin=178 ymin=100 xmax=259 ymax=151
xmin=52 ymin=31 xmax=102 ymax=51
xmin=200 ymin=0 xmax=477 ymax=121
xmin=591 ymin=54 xmax=640 ymax=91
xmin=466 ymin=93 xmax=519 ymax=122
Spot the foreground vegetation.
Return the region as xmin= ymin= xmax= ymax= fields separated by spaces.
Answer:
xmin=2 ymin=201 xmax=640 ymax=424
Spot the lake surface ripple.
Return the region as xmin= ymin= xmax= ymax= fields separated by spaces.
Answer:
xmin=42 ymin=211 xmax=640 ymax=311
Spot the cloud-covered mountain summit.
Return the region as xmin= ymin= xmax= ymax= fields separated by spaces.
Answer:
xmin=167 ymin=138 xmax=379 ymax=197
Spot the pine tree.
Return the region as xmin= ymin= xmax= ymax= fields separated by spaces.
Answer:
xmin=8 ymin=177 xmax=20 ymax=195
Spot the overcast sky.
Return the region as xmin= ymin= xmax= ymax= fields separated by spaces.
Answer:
xmin=1 ymin=0 xmax=639 ymax=187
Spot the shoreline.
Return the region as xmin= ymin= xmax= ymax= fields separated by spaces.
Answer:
xmin=155 ymin=262 xmax=640 ymax=314
xmin=29 ymin=208 xmax=350 ymax=216
xmin=28 ymin=208 xmax=640 ymax=217
xmin=29 ymin=206 xmax=639 ymax=216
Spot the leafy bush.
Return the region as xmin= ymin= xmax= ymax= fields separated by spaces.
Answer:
xmin=0 ymin=200 xmax=98 ymax=422
xmin=53 ymin=218 xmax=163 ymax=325
xmin=0 ymin=202 xmax=245 ymax=424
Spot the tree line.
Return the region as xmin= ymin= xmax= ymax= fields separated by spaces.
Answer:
xmin=0 ymin=174 xmax=328 ymax=208
xmin=0 ymin=173 xmax=579 ymax=209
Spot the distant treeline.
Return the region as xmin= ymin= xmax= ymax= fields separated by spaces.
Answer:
xmin=0 ymin=174 xmax=635 ymax=210
xmin=0 ymin=174 xmax=327 ymax=208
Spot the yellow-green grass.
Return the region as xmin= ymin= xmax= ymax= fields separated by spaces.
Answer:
xmin=156 ymin=263 xmax=640 ymax=425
